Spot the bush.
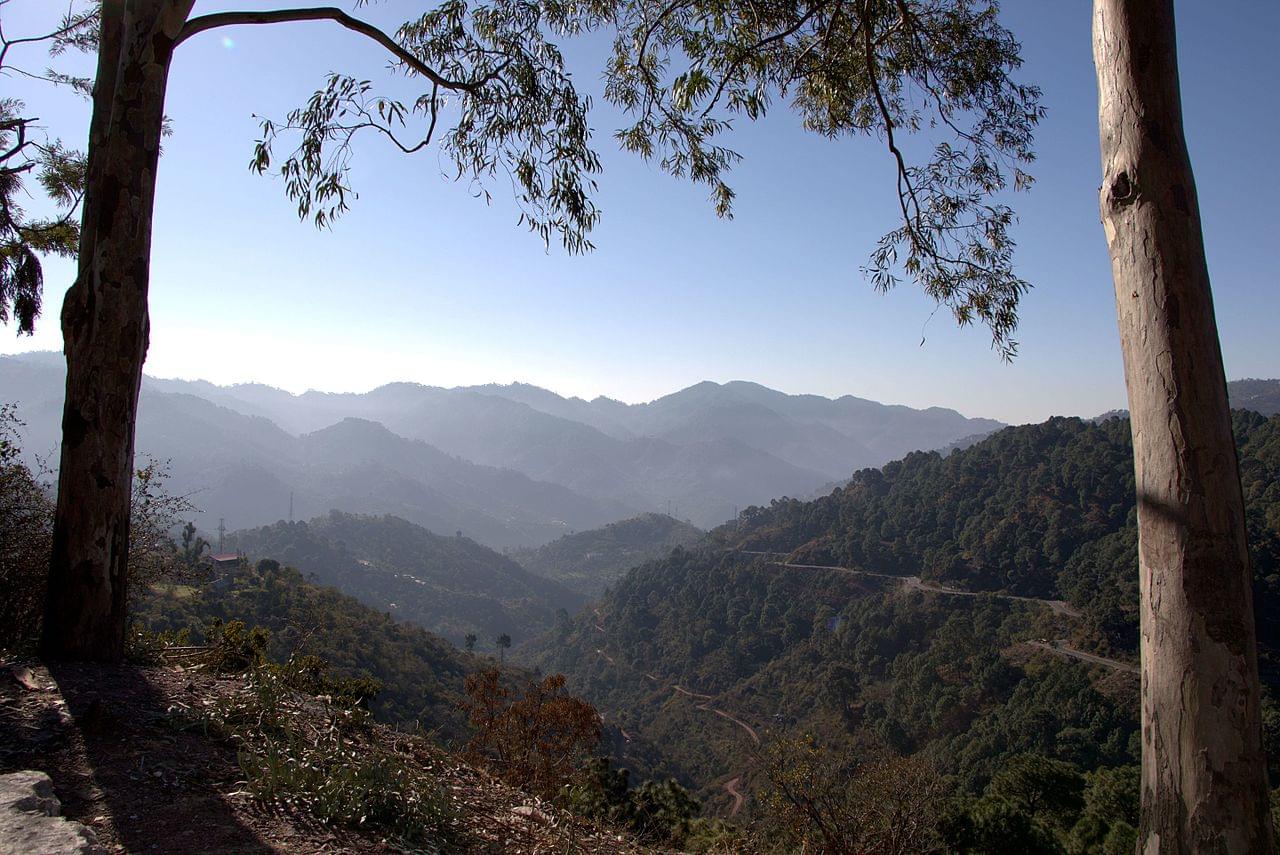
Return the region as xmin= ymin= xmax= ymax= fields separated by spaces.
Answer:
xmin=759 ymin=737 xmax=947 ymax=854
xmin=0 ymin=405 xmax=53 ymax=650
xmin=205 ymin=618 xmax=271 ymax=673
xmin=462 ymin=668 xmax=601 ymax=798
xmin=564 ymin=757 xmax=703 ymax=847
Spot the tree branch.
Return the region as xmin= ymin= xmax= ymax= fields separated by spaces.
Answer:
xmin=174 ymin=7 xmax=480 ymax=93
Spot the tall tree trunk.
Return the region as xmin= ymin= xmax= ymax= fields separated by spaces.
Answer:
xmin=1092 ymin=1 xmax=1274 ymax=851
xmin=41 ymin=0 xmax=193 ymax=662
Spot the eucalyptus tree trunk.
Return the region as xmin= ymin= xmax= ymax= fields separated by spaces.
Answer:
xmin=41 ymin=0 xmax=194 ymax=661
xmin=1092 ymin=1 xmax=1273 ymax=850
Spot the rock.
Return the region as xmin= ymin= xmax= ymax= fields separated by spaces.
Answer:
xmin=0 ymin=771 xmax=107 ymax=855
xmin=10 ymin=666 xmax=41 ymax=691
xmin=511 ymin=804 xmax=551 ymax=824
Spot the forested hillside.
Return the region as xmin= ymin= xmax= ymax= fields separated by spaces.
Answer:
xmin=228 ymin=512 xmax=584 ymax=646
xmin=512 ymin=513 xmax=704 ymax=596
xmin=134 ymin=558 xmax=484 ymax=743
xmin=528 ymin=412 xmax=1280 ymax=843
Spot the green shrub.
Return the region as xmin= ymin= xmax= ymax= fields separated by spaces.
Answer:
xmin=205 ymin=618 xmax=270 ymax=672
xmin=564 ymin=757 xmax=701 ymax=847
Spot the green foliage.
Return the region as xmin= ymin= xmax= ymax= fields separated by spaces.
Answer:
xmin=984 ymin=754 xmax=1084 ymax=831
xmin=944 ymin=757 xmax=1138 ymax=854
xmin=531 ymin=413 xmax=1280 ymax=841
xmin=0 ymin=404 xmax=52 ymax=648
xmin=566 ymin=757 xmax=703 ymax=846
xmin=124 ymin=623 xmax=191 ymax=664
xmin=204 ymin=618 xmax=271 ymax=673
xmin=563 ymin=0 xmax=1043 ymax=356
xmin=0 ymin=4 xmax=98 ymax=334
xmin=719 ymin=411 xmax=1280 ymax=659
xmin=252 ymin=0 xmax=601 ymax=251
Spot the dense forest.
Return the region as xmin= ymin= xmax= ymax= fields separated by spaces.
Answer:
xmin=228 ymin=511 xmax=584 ymax=646
xmin=709 ymin=411 xmax=1280 ymax=658
xmin=528 ymin=411 xmax=1280 ymax=848
xmin=512 ymin=513 xmax=704 ymax=596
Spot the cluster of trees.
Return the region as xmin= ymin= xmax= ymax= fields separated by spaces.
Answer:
xmin=6 ymin=0 xmax=1272 ymax=845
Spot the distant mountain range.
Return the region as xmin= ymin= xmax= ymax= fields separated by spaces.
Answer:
xmin=1227 ymin=379 xmax=1280 ymax=416
xmin=1 ymin=352 xmax=1007 ymax=542
xmin=1091 ymin=379 xmax=1280 ymax=422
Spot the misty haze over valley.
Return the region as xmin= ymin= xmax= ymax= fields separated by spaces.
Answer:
xmin=1 ymin=350 xmax=1002 ymax=546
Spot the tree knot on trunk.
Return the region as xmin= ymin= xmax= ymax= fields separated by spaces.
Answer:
xmin=1108 ymin=171 xmax=1138 ymax=210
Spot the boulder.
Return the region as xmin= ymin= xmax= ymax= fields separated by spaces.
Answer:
xmin=0 ymin=771 xmax=106 ymax=855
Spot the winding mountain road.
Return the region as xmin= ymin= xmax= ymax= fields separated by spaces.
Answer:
xmin=772 ymin=559 xmax=1081 ymax=618
xmin=581 ymin=550 xmax=1119 ymax=819
xmin=590 ymin=611 xmax=759 ymax=816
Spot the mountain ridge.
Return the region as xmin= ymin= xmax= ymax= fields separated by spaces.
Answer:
xmin=3 ymin=352 xmax=1007 ymax=534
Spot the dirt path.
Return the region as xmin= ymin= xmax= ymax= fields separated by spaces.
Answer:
xmin=1026 ymin=640 xmax=1137 ymax=674
xmin=722 ymin=776 xmax=745 ymax=817
xmin=697 ymin=705 xmax=760 ymax=745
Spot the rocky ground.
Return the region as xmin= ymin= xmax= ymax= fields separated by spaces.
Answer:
xmin=0 ymin=656 xmax=660 ymax=854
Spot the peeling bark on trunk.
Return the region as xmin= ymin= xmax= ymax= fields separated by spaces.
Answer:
xmin=41 ymin=0 xmax=194 ymax=662
xmin=1092 ymin=1 xmax=1273 ymax=851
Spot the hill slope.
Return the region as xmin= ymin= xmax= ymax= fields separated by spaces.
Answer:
xmin=228 ymin=511 xmax=585 ymax=646
xmin=135 ymin=556 xmax=482 ymax=739
xmin=512 ymin=513 xmax=704 ymax=597
xmin=526 ymin=412 xmax=1280 ymax=818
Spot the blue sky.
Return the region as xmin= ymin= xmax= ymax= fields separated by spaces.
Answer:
xmin=3 ymin=1 xmax=1277 ymax=424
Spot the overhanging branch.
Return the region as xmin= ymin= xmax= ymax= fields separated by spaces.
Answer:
xmin=174 ymin=7 xmax=480 ymax=93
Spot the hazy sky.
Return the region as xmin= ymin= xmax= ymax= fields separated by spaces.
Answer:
xmin=3 ymin=1 xmax=1277 ymax=424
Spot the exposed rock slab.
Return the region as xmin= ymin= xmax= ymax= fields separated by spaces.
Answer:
xmin=0 ymin=771 xmax=106 ymax=855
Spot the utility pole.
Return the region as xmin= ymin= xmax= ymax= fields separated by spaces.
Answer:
xmin=289 ymin=491 xmax=294 ymax=522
